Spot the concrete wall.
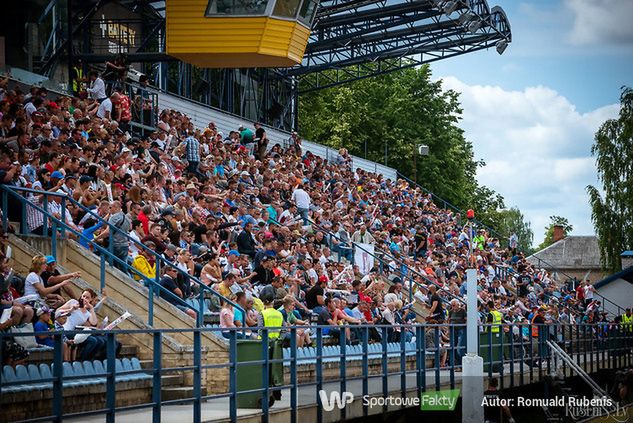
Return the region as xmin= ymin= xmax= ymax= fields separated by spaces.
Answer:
xmin=547 ymin=269 xmax=609 ymax=284
xmin=2 ymin=380 xmax=152 ymax=422
xmin=596 ymin=279 xmax=633 ymax=315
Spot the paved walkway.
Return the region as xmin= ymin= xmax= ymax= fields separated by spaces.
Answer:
xmin=66 ymin=352 xmax=625 ymax=423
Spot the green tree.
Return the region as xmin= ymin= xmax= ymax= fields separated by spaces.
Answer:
xmin=587 ymin=87 xmax=633 ymax=271
xmin=299 ymin=64 xmax=478 ymax=209
xmin=299 ymin=64 xmax=535 ymax=251
xmin=469 ymin=185 xmax=506 ymax=233
xmin=538 ymin=215 xmax=573 ymax=251
xmin=497 ymin=207 xmax=534 ymax=254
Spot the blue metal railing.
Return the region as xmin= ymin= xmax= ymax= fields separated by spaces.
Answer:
xmin=225 ymin=176 xmax=465 ymax=312
xmin=1 ymin=323 xmax=631 ymax=422
xmin=396 ymin=172 xmax=626 ymax=317
xmin=301 ymin=212 xmax=467 ymax=307
xmin=0 ymin=185 xmax=243 ymax=328
xmin=529 ymin=254 xmax=623 ymax=317
xmin=396 ymin=171 xmax=505 ymax=241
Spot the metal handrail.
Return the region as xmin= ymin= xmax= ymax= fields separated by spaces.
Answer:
xmin=396 ymin=171 xmax=505 ymax=240
xmin=0 ymin=322 xmax=630 ymax=423
xmin=233 ymin=176 xmax=464 ymax=306
xmin=0 ymin=185 xmax=243 ymax=327
xmin=529 ymin=254 xmax=623 ymax=317
xmin=397 ymin=172 xmax=626 ymax=317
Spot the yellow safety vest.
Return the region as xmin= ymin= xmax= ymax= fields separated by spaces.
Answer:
xmin=622 ymin=314 xmax=633 ymax=332
xmin=261 ymin=307 xmax=283 ymax=340
xmin=72 ymin=66 xmax=83 ymax=93
xmin=490 ymin=310 xmax=503 ymax=333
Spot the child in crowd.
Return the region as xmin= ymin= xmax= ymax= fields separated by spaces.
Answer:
xmin=33 ymin=305 xmax=54 ymax=347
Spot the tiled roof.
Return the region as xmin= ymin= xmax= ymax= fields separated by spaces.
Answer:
xmin=527 ymin=236 xmax=601 ymax=270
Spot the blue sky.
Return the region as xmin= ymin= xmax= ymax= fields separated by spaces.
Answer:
xmin=429 ymin=0 xmax=633 ymax=245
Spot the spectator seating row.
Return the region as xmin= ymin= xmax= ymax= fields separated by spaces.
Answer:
xmin=1 ymin=358 xmax=150 ymax=392
xmin=281 ymin=341 xmax=433 ymax=366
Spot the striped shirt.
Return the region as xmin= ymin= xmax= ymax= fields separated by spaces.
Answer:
xmin=26 ymin=195 xmax=45 ymax=232
xmin=185 ymin=136 xmax=200 ymax=162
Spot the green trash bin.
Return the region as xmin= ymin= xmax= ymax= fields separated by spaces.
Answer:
xmin=236 ymin=339 xmax=284 ymax=409
xmin=479 ymin=331 xmax=510 ymax=373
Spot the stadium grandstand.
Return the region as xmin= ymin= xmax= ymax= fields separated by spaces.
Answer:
xmin=0 ymin=1 xmax=632 ymax=423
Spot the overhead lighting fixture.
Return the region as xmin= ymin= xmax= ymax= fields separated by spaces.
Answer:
xmin=458 ymin=11 xmax=476 ymax=25
xmin=418 ymin=145 xmax=429 ymax=156
xmin=468 ymin=20 xmax=482 ymax=33
xmin=496 ymin=40 xmax=508 ymax=55
xmin=442 ymin=1 xmax=459 ymax=15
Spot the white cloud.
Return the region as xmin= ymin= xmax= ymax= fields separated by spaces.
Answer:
xmin=439 ymin=76 xmax=619 ymax=245
xmin=565 ymin=0 xmax=633 ymax=45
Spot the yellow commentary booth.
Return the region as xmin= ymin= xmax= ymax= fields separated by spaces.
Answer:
xmin=166 ymin=0 xmax=319 ymax=68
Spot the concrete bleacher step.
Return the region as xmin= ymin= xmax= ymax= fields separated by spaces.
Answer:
xmin=139 ymin=359 xmax=154 ymax=370
xmin=381 ymin=276 xmax=430 ymax=322
xmin=161 ymin=374 xmax=184 ymax=387
xmin=161 ymin=386 xmax=208 ymax=401
xmin=9 ymin=235 xmax=233 ymax=395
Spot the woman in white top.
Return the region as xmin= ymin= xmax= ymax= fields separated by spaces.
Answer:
xmin=23 ymin=255 xmax=70 ymax=308
xmin=58 ymin=288 xmax=120 ymax=361
xmin=59 ymin=290 xmax=98 ymax=331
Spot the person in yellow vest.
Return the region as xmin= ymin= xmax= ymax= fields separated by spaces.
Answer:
xmin=257 ymin=295 xmax=284 ymax=403
xmin=622 ymin=309 xmax=633 ymax=350
xmin=71 ymin=60 xmax=87 ymax=97
xmin=259 ymin=295 xmax=284 ymax=340
xmin=621 ymin=308 xmax=632 ymax=333
xmin=486 ymin=301 xmax=503 ymax=333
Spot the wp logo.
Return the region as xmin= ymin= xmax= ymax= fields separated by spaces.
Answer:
xmin=318 ymin=390 xmax=354 ymax=411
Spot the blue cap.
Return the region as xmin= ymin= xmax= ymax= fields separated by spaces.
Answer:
xmin=45 ymin=255 xmax=56 ymax=264
xmin=228 ymin=250 xmax=240 ymax=257
xmin=50 ymin=171 xmax=64 ymax=179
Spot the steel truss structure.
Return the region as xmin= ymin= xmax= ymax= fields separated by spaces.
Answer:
xmin=30 ymin=0 xmax=511 ymax=129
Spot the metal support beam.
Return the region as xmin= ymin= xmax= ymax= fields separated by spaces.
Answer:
xmin=32 ymin=0 xmax=512 ymax=130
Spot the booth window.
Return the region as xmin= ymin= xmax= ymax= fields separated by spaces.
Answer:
xmin=272 ymin=0 xmax=302 ymax=18
xmin=206 ymin=0 xmax=270 ymax=15
xmin=298 ymin=0 xmax=318 ymax=25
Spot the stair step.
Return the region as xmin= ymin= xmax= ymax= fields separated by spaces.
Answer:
xmin=161 ymin=374 xmax=184 ymax=387
xmin=27 ymin=343 xmax=138 ymax=365
xmin=161 ymin=386 xmax=208 ymax=401
xmin=139 ymin=359 xmax=154 ymax=369
xmin=120 ymin=345 xmax=138 ymax=356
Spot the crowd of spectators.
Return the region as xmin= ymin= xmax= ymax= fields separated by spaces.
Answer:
xmin=0 ymin=70 xmax=628 ymax=368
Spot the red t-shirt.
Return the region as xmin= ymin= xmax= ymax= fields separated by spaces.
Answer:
xmin=137 ymin=211 xmax=150 ymax=235
xmin=576 ymin=284 xmax=585 ymax=300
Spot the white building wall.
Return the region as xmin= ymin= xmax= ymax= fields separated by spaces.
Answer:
xmin=596 ymin=279 xmax=633 ymax=316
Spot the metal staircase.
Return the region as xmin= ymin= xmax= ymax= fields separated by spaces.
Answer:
xmin=545 ymin=340 xmax=619 ymax=421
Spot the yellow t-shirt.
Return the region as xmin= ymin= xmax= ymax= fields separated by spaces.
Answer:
xmin=132 ymin=255 xmax=156 ymax=281
xmin=253 ymin=297 xmax=264 ymax=313
xmin=217 ymin=283 xmax=232 ymax=299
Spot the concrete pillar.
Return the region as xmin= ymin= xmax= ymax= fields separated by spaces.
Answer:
xmin=462 ymin=268 xmax=484 ymax=423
